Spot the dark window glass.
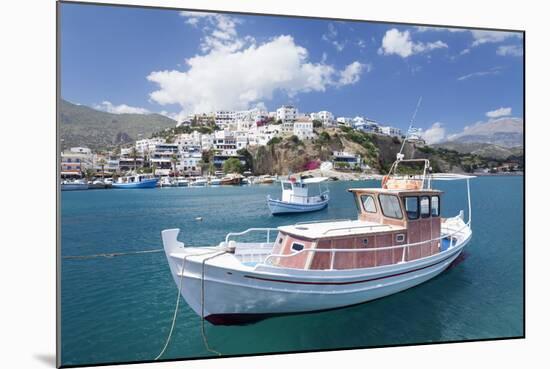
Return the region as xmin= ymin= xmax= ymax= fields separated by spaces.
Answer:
xmin=379 ymin=194 xmax=403 ymax=219
xmin=420 ymin=196 xmax=430 ymax=218
xmin=361 ymin=195 xmax=377 ymax=213
xmin=283 ymin=182 xmax=292 ymax=190
xmin=405 ymin=196 xmax=419 ymax=220
xmin=291 ymin=243 xmax=304 ymax=252
xmin=431 ymin=196 xmax=440 ymax=217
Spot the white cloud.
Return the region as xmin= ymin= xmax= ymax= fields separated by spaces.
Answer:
xmin=179 ymin=11 xmax=246 ymax=53
xmin=471 ymin=30 xmax=521 ymax=46
xmin=496 ymin=44 xmax=523 ymax=57
xmin=378 ymin=29 xmax=447 ymax=58
xmin=147 ymin=35 xmax=367 ymax=115
xmin=322 ymin=23 xmax=347 ymax=52
xmin=421 ymin=122 xmax=446 ymax=144
xmin=457 ymin=67 xmax=501 ymax=81
xmin=94 ymin=101 xmax=150 ymax=115
xmin=415 ymin=26 xmax=467 ymax=33
xmin=337 ymin=61 xmax=366 ymax=86
xmin=486 ymin=107 xmax=512 ymax=118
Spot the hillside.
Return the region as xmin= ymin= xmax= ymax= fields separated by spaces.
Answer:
xmin=59 ymin=99 xmax=176 ymax=150
xmin=244 ymin=128 xmax=514 ymax=175
xmin=447 ymin=117 xmax=523 ymax=147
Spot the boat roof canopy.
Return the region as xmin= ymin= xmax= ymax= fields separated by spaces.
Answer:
xmin=348 ymin=188 xmax=442 ymax=195
xmin=429 ymin=173 xmax=476 ymax=180
xmin=302 ymin=177 xmax=329 ymax=184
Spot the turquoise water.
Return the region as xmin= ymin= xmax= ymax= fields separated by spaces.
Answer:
xmin=60 ymin=177 xmax=524 ymax=366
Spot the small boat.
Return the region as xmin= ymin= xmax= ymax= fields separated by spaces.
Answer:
xmin=209 ymin=177 xmax=222 ymax=186
xmin=267 ymin=177 xmax=329 ymax=215
xmin=161 ymin=156 xmax=474 ymax=325
xmin=176 ymin=177 xmax=189 ymax=187
xmin=220 ymin=174 xmax=243 ymax=185
xmin=160 ymin=177 xmax=174 ymax=187
xmin=112 ymin=174 xmax=158 ymax=189
xmin=255 ymin=175 xmax=276 ymax=184
xmin=88 ymin=180 xmax=106 ymax=190
xmin=61 ymin=179 xmax=88 ymax=191
xmin=190 ymin=177 xmax=208 ymax=187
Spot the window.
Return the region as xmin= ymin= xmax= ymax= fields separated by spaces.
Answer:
xmin=291 ymin=242 xmax=304 ymax=252
xmin=396 ymin=234 xmax=406 ymax=243
xmin=431 ymin=196 xmax=440 ymax=217
xmin=283 ymin=182 xmax=292 ymax=190
xmin=360 ymin=195 xmax=377 ymax=213
xmin=420 ymin=196 xmax=430 ymax=218
xmin=379 ymin=194 xmax=403 ymax=219
xmin=404 ymin=197 xmax=419 ymax=220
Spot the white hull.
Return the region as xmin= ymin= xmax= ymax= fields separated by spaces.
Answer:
xmin=267 ymin=197 xmax=329 ymax=214
xmin=162 ymin=218 xmax=471 ymax=325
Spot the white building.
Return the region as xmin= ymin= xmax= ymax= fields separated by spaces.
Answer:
xmin=213 ymin=130 xmax=238 ymax=156
xmin=276 ymin=105 xmax=298 ymax=122
xmin=60 ymin=147 xmax=94 ymax=177
xmin=215 ymin=111 xmax=235 ymax=128
xmin=177 ymin=151 xmax=202 ymax=176
xmin=318 ymin=111 xmax=334 ymax=125
xmin=293 ymin=118 xmax=315 ymax=140
xmin=336 ymin=117 xmax=353 ymax=127
xmin=135 ymin=137 xmax=166 ymax=154
xmin=379 ymin=126 xmax=402 ymax=137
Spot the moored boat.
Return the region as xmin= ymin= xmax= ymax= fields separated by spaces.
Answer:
xmin=190 ymin=177 xmax=208 ymax=187
xmin=161 ymin=156 xmax=475 ymax=325
xmin=112 ymin=174 xmax=158 ymax=189
xmin=61 ymin=179 xmax=89 ymax=191
xmin=267 ymin=177 xmax=329 ymax=215
xmin=220 ymin=173 xmax=243 ymax=185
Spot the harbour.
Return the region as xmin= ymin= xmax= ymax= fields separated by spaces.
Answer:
xmin=60 ymin=176 xmax=523 ymax=366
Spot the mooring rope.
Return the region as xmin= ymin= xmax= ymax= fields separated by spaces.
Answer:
xmin=200 ymin=251 xmax=227 ymax=357
xmin=62 ymin=248 xmax=163 ymax=260
xmin=155 ymin=249 xmax=227 ymax=360
xmin=154 ymin=254 xmax=188 ymax=361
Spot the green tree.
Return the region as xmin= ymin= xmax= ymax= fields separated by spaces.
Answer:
xmin=312 ymin=119 xmax=323 ymax=128
xmin=97 ymin=158 xmax=106 ymax=177
xmin=171 ymin=154 xmax=178 ymax=175
xmin=223 ymin=157 xmax=244 ymax=174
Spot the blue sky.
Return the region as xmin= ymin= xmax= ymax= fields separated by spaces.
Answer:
xmin=60 ymin=3 xmax=524 ymax=142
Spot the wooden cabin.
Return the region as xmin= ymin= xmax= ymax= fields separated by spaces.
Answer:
xmin=270 ymin=188 xmax=442 ymax=270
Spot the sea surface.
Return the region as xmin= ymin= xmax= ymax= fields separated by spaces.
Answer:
xmin=60 ymin=177 xmax=524 ymax=366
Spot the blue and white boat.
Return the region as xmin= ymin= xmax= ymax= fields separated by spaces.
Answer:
xmin=112 ymin=174 xmax=158 ymax=189
xmin=267 ymin=177 xmax=329 ymax=215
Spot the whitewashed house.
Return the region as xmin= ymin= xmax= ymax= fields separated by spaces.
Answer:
xmin=293 ymin=118 xmax=315 ymax=140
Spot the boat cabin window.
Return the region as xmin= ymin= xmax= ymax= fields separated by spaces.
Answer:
xmin=291 ymin=242 xmax=304 ymax=252
xmin=360 ymin=195 xmax=377 ymax=213
xmin=283 ymin=182 xmax=292 ymax=190
xmin=379 ymin=194 xmax=403 ymax=219
xmin=431 ymin=196 xmax=440 ymax=217
xmin=420 ymin=196 xmax=430 ymax=218
xmin=404 ymin=196 xmax=419 ymax=220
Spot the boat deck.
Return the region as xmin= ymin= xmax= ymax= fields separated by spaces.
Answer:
xmin=278 ymin=219 xmax=405 ymax=239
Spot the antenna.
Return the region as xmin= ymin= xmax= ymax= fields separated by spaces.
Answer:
xmin=398 ymin=96 xmax=423 ymax=157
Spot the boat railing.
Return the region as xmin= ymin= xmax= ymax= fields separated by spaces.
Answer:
xmin=264 ymin=215 xmax=471 ymax=269
xmin=225 ymin=228 xmax=279 ymax=244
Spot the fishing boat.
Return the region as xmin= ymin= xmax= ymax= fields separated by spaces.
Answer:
xmin=209 ymin=177 xmax=222 ymax=186
xmin=61 ymin=179 xmax=88 ymax=191
xmin=190 ymin=177 xmax=208 ymax=187
xmin=267 ymin=177 xmax=329 ymax=215
xmin=255 ymin=175 xmax=276 ymax=184
xmin=161 ymin=155 xmax=475 ymax=325
xmin=112 ymin=174 xmax=158 ymax=189
xmin=159 ymin=177 xmax=174 ymax=187
xmin=176 ymin=177 xmax=189 ymax=187
xmin=220 ymin=173 xmax=243 ymax=185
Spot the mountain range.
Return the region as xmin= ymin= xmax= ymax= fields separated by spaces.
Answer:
xmin=59 ymin=99 xmax=176 ymax=150
xmin=445 ymin=117 xmax=523 ymax=147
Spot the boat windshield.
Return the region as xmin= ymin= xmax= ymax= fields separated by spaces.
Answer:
xmin=379 ymin=194 xmax=403 ymax=219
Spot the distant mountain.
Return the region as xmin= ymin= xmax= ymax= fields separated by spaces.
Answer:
xmin=59 ymin=99 xmax=176 ymax=150
xmin=433 ymin=142 xmax=523 ymax=160
xmin=447 ymin=117 xmax=523 ymax=147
